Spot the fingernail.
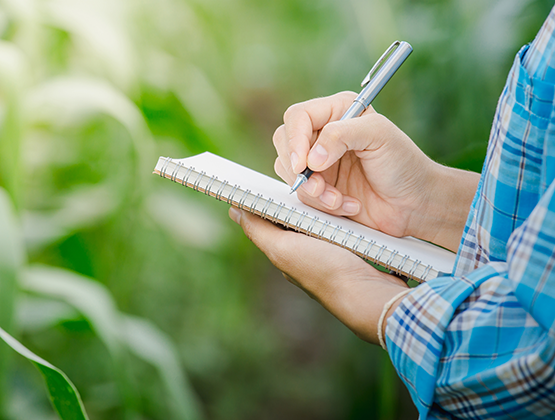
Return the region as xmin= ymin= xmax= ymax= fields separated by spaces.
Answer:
xmin=319 ymin=191 xmax=337 ymax=208
xmin=290 ymin=152 xmax=299 ymax=172
xmin=301 ymin=177 xmax=318 ymax=195
xmin=342 ymin=200 xmax=360 ymax=215
xmin=308 ymin=144 xmax=328 ymax=168
xmin=229 ymin=207 xmax=242 ymax=224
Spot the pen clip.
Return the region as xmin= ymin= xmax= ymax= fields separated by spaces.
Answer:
xmin=361 ymin=40 xmax=401 ymax=87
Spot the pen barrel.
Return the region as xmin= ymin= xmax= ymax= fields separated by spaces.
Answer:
xmin=359 ymin=41 xmax=412 ymax=109
xmin=340 ymin=101 xmax=367 ymax=120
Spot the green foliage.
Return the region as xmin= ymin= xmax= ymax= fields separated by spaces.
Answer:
xmin=0 ymin=326 xmax=88 ymax=420
xmin=0 ymin=0 xmax=550 ymax=419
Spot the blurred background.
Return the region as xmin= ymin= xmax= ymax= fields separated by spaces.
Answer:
xmin=0 ymin=0 xmax=551 ymax=419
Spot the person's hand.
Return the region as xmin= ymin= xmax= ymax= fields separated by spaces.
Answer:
xmin=229 ymin=207 xmax=408 ymax=344
xmin=274 ymin=92 xmax=479 ymax=252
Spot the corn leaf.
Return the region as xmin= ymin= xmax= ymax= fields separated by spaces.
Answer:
xmin=22 ymin=265 xmax=203 ymax=420
xmin=122 ymin=315 xmax=204 ymax=420
xmin=0 ymin=326 xmax=89 ymax=420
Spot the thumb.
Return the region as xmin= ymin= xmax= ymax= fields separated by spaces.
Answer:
xmin=228 ymin=207 xmax=289 ymax=261
xmin=306 ymin=112 xmax=389 ymax=172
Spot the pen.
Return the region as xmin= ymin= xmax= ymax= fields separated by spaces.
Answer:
xmin=290 ymin=40 xmax=413 ymax=194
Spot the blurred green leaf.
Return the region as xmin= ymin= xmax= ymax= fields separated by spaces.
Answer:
xmin=0 ymin=41 xmax=26 ymax=210
xmin=146 ymin=190 xmax=229 ymax=250
xmin=0 ymin=188 xmax=24 ymax=296
xmin=22 ymin=184 xmax=118 ymax=251
xmin=122 ymin=315 xmax=204 ymax=420
xmin=43 ymin=0 xmax=136 ymax=92
xmin=16 ymin=296 xmax=78 ymax=333
xmin=22 ymin=265 xmax=123 ymax=358
xmin=0 ymin=326 xmax=89 ymax=420
xmin=140 ymin=89 xmax=218 ymax=155
xmin=0 ymin=187 xmax=24 ymax=415
xmin=25 ymin=76 xmax=154 ymax=184
xmin=22 ymin=265 xmax=203 ymax=420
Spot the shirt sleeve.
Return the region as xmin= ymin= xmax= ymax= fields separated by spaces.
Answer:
xmin=508 ymin=179 xmax=555 ymax=334
xmin=385 ymin=180 xmax=555 ymax=419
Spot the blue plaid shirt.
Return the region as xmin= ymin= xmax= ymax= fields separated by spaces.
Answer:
xmin=386 ymin=8 xmax=555 ymax=420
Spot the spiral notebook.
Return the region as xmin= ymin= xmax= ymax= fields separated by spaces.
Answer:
xmin=154 ymin=152 xmax=456 ymax=282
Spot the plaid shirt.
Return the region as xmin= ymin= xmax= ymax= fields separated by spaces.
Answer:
xmin=386 ymin=8 xmax=555 ymax=420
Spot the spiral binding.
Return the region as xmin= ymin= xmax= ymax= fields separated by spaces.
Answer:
xmin=238 ymin=189 xmax=250 ymax=209
xmin=214 ymin=180 xmax=226 ymax=201
xmin=250 ymin=193 xmax=262 ymax=214
xmin=272 ymin=202 xmax=285 ymax=223
xmin=329 ymin=225 xmax=341 ymax=243
xmin=205 ymin=175 xmax=218 ymax=195
xmin=227 ymin=184 xmax=240 ymax=204
xmin=160 ymin=157 xmax=171 ymax=177
xmin=422 ymin=264 xmax=433 ymax=280
xmin=192 ymin=171 xmax=205 ymax=191
xmin=306 ymin=216 xmax=319 ymax=236
xmin=408 ymin=259 xmax=420 ymax=278
xmin=375 ymin=245 xmax=387 ymax=264
xmin=295 ymin=212 xmax=308 ymax=231
xmin=171 ymin=161 xmax=182 ymax=182
xmin=157 ymin=157 xmax=438 ymax=282
xmin=341 ymin=230 xmax=354 ymax=248
xmin=284 ymin=207 xmax=296 ymax=225
xmin=385 ymin=250 xmax=398 ymax=271
xmin=353 ymin=235 xmax=364 ymax=253
xmin=362 ymin=240 xmax=376 ymax=260
xmin=397 ymin=254 xmax=410 ymax=274
xmin=317 ymin=221 xmax=331 ymax=239
xmin=260 ymin=198 xmax=274 ymax=219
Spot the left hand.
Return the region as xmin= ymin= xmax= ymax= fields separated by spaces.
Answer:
xmin=229 ymin=207 xmax=409 ymax=344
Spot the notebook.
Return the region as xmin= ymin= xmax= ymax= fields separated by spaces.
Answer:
xmin=153 ymin=152 xmax=456 ymax=282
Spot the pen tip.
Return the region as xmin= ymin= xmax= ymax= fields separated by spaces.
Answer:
xmin=290 ymin=174 xmax=306 ymax=194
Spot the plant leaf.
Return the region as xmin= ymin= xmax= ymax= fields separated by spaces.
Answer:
xmin=0 ymin=326 xmax=89 ymax=420
xmin=25 ymin=76 xmax=155 ymax=191
xmin=21 ymin=265 xmax=123 ymax=359
xmin=22 ymin=265 xmax=203 ymax=420
xmin=122 ymin=315 xmax=204 ymax=420
xmin=0 ymin=41 xmax=26 ymax=210
xmin=0 ymin=187 xmax=25 ymax=415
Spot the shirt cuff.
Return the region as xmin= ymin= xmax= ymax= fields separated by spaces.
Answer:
xmin=385 ymin=265 xmax=503 ymax=418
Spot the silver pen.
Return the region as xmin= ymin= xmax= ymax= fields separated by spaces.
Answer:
xmin=290 ymin=40 xmax=413 ymax=194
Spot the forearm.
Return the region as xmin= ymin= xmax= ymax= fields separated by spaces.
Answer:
xmin=411 ymin=163 xmax=480 ymax=252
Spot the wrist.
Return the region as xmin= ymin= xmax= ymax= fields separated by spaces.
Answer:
xmin=411 ymin=163 xmax=479 ymax=252
xmin=377 ymin=288 xmax=412 ymax=350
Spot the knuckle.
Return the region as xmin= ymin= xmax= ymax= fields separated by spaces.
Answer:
xmin=272 ymin=125 xmax=284 ymax=147
xmin=321 ymin=123 xmax=341 ymax=143
xmin=335 ymin=91 xmax=357 ymax=101
xmin=284 ymin=103 xmax=301 ymax=121
xmin=274 ymin=158 xmax=284 ymax=177
xmin=265 ymin=241 xmax=289 ymax=268
xmin=240 ymin=217 xmax=253 ymax=239
xmin=370 ymin=112 xmax=388 ymax=127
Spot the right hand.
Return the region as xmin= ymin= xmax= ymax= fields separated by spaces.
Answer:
xmin=273 ymin=92 xmax=479 ymax=251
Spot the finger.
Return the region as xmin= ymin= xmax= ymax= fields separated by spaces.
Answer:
xmin=274 ymin=157 xmax=295 ymax=185
xmin=229 ymin=207 xmax=309 ymax=271
xmin=272 ymin=124 xmax=291 ymax=172
xmin=287 ymin=171 xmax=361 ymax=216
xmin=296 ymin=181 xmax=361 ymax=216
xmin=284 ymin=92 xmax=357 ymax=173
xmin=306 ymin=112 xmax=390 ymax=172
xmin=273 ymin=125 xmax=317 ymax=179
xmin=299 ymin=172 xmax=326 ymax=198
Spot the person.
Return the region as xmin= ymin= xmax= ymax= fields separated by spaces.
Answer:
xmin=228 ymin=7 xmax=555 ymax=420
